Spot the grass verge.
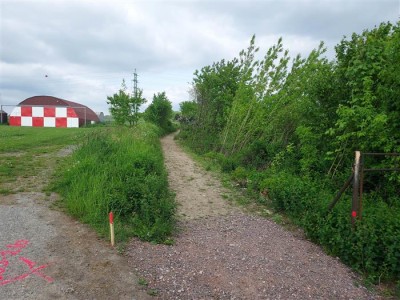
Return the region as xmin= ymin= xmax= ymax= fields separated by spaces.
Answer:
xmin=51 ymin=122 xmax=176 ymax=244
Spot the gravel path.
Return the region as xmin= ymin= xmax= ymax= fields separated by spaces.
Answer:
xmin=126 ymin=133 xmax=379 ymax=299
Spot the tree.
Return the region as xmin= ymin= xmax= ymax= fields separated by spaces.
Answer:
xmin=328 ymin=22 xmax=400 ymax=172
xmin=178 ymin=101 xmax=197 ymax=124
xmin=107 ymin=79 xmax=146 ymax=126
xmin=187 ymin=57 xmax=241 ymax=152
xmin=144 ymin=92 xmax=174 ymax=133
xmin=221 ymin=36 xmax=291 ymax=155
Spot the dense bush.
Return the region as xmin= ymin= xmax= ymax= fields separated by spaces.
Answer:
xmin=52 ymin=122 xmax=176 ymax=243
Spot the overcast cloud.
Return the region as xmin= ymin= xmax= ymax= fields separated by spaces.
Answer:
xmin=0 ymin=0 xmax=399 ymax=114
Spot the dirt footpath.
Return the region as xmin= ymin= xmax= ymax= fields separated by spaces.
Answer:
xmin=126 ymin=133 xmax=379 ymax=299
xmin=159 ymin=133 xmax=238 ymax=220
xmin=0 ymin=149 xmax=150 ymax=300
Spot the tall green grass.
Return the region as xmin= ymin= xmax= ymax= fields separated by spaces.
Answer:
xmin=51 ymin=122 xmax=176 ymax=243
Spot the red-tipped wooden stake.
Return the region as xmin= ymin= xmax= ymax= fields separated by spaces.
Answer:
xmin=109 ymin=212 xmax=115 ymax=247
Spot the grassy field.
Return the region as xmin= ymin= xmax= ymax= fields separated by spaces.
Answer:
xmin=0 ymin=126 xmax=88 ymax=194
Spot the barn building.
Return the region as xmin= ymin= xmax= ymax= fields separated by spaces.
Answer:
xmin=9 ymin=96 xmax=99 ymax=128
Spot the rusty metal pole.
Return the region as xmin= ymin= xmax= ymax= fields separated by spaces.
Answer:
xmin=352 ymin=151 xmax=361 ymax=227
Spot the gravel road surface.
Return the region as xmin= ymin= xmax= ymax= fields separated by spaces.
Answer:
xmin=125 ymin=133 xmax=380 ymax=299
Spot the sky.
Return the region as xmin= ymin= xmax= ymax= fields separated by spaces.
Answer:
xmin=0 ymin=0 xmax=399 ymax=114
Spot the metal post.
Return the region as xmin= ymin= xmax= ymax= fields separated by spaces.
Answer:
xmin=0 ymin=105 xmax=3 ymax=124
xmin=359 ymin=154 xmax=364 ymax=221
xmin=351 ymin=151 xmax=361 ymax=227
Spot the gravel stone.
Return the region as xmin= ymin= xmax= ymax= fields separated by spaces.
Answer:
xmin=127 ymin=213 xmax=378 ymax=299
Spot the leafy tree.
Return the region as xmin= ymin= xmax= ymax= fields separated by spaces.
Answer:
xmin=221 ymin=36 xmax=291 ymax=155
xmin=107 ymin=79 xmax=146 ymax=126
xmin=190 ymin=57 xmax=242 ymax=152
xmin=178 ymin=101 xmax=197 ymax=124
xmin=144 ymin=92 xmax=174 ymax=133
xmin=328 ymin=22 xmax=400 ymax=175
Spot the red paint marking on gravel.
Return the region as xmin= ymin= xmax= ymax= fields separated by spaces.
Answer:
xmin=0 ymin=240 xmax=54 ymax=286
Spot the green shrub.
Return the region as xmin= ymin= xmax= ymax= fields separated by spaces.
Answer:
xmin=231 ymin=166 xmax=248 ymax=187
xmin=220 ymin=156 xmax=238 ymax=173
xmin=259 ymin=171 xmax=316 ymax=214
xmin=317 ymin=197 xmax=400 ymax=281
xmin=257 ymin=170 xmax=400 ymax=282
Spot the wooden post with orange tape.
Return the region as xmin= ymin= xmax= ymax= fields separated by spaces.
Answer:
xmin=109 ymin=212 xmax=115 ymax=247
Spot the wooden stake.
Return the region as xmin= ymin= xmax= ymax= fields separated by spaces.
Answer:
xmin=109 ymin=212 xmax=115 ymax=247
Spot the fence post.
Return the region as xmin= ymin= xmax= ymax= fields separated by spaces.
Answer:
xmin=351 ymin=151 xmax=361 ymax=227
xmin=359 ymin=154 xmax=364 ymax=220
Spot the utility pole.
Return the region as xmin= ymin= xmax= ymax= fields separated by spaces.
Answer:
xmin=133 ymin=69 xmax=138 ymax=98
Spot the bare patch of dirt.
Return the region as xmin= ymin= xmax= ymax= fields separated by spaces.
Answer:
xmin=43 ymin=210 xmax=151 ymax=300
xmin=126 ymin=133 xmax=380 ymax=299
xmin=0 ymin=194 xmax=17 ymax=205
xmin=0 ymin=152 xmax=24 ymax=157
xmin=1 ymin=146 xmax=77 ymax=194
